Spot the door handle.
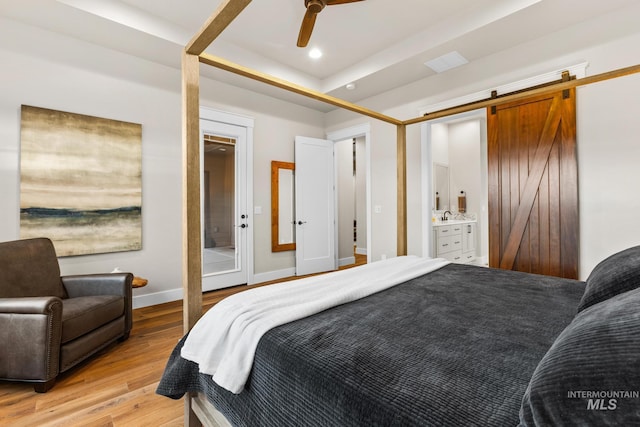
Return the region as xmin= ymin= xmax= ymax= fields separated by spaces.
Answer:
xmin=239 ymin=223 xmax=248 ymax=229
xmin=297 ymin=221 xmax=307 ymax=225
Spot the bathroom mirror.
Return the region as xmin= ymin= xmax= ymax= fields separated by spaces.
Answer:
xmin=433 ymin=163 xmax=449 ymax=211
xmin=271 ymin=161 xmax=295 ymax=252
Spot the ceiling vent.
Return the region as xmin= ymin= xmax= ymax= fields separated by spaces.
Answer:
xmin=424 ymin=51 xmax=469 ymax=73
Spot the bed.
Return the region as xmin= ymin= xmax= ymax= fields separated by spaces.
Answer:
xmin=157 ymin=247 xmax=640 ymax=426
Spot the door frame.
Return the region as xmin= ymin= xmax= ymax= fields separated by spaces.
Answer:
xmin=200 ymin=107 xmax=254 ymax=288
xmin=420 ymin=109 xmax=488 ymax=261
xmin=327 ymin=123 xmax=372 ymax=266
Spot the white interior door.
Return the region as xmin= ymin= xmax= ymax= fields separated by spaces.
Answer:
xmin=200 ymin=119 xmax=249 ymax=291
xmin=295 ymin=136 xmax=336 ymax=276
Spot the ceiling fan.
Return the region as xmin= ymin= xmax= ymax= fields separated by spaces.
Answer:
xmin=297 ymin=0 xmax=365 ymax=48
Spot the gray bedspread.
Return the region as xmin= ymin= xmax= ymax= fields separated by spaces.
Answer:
xmin=157 ymin=263 xmax=585 ymax=426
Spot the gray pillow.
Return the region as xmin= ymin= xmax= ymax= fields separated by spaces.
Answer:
xmin=519 ymin=288 xmax=640 ymax=426
xmin=577 ymin=245 xmax=640 ymax=313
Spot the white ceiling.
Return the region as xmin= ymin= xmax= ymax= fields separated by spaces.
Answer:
xmin=0 ymin=0 xmax=638 ymax=112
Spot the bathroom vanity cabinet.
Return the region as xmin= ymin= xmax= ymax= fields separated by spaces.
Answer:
xmin=433 ymin=220 xmax=477 ymax=264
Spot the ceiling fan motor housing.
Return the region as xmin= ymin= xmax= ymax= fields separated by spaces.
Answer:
xmin=305 ymin=0 xmax=326 ymax=14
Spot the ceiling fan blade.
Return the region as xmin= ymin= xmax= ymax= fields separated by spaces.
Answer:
xmin=326 ymin=0 xmax=364 ymax=5
xmin=297 ymin=8 xmax=318 ymax=47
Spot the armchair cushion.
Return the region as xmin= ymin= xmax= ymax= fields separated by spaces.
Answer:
xmin=0 ymin=238 xmax=66 ymax=299
xmin=61 ymin=295 xmax=124 ymax=343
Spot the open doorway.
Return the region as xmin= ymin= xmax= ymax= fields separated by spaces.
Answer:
xmin=422 ymin=109 xmax=489 ymax=266
xmin=336 ymin=137 xmax=367 ymax=267
xmin=328 ymin=123 xmax=371 ymax=268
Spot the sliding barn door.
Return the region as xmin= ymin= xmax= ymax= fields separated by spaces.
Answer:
xmin=488 ymin=89 xmax=578 ymax=279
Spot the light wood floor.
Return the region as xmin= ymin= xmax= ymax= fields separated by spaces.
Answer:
xmin=0 ymin=254 xmax=366 ymax=426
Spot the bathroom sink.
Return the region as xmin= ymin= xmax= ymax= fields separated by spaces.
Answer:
xmin=433 ymin=218 xmax=475 ymax=226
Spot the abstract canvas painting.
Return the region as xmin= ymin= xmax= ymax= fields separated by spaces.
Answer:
xmin=20 ymin=105 xmax=142 ymax=257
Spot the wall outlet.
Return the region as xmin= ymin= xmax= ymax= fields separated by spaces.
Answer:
xmin=374 ymin=205 xmax=382 ymax=214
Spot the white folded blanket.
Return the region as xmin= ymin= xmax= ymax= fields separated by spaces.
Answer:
xmin=180 ymin=255 xmax=450 ymax=393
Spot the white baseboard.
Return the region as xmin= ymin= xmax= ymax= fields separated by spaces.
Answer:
xmin=339 ymin=256 xmax=356 ymax=267
xmin=355 ymin=247 xmax=367 ymax=255
xmin=251 ymin=267 xmax=296 ymax=285
xmin=132 ymin=268 xmax=297 ymax=309
xmin=132 ymin=287 xmax=183 ymax=309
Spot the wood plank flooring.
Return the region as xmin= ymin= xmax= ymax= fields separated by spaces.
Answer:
xmin=0 ymin=255 xmax=366 ymax=426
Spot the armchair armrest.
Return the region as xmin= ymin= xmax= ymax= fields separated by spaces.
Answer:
xmin=0 ymin=296 xmax=63 ymax=315
xmin=0 ymin=297 xmax=63 ymax=383
xmin=62 ymin=273 xmax=133 ymax=298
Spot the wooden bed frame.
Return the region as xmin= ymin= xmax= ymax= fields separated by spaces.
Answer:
xmin=190 ymin=394 xmax=232 ymax=427
xmin=180 ymin=1 xmax=640 ymax=425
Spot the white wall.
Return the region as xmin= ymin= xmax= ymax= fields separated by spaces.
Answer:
xmin=431 ymin=124 xmax=449 ymax=166
xmin=577 ymin=73 xmax=640 ymax=276
xmin=0 ymin=18 xmax=324 ymax=307
xmin=448 ymin=120 xmax=481 ymax=215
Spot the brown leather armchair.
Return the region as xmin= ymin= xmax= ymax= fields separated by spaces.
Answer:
xmin=0 ymin=237 xmax=133 ymax=392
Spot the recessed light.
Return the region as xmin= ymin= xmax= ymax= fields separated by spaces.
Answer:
xmin=309 ymin=48 xmax=322 ymax=59
xmin=345 ymin=83 xmax=356 ymax=90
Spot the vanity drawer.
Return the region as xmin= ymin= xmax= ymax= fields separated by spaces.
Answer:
xmin=442 ymin=249 xmax=463 ymax=262
xmin=437 ymin=235 xmax=462 ymax=254
xmin=450 ymin=224 xmax=463 ymax=235
xmin=462 ymin=252 xmax=476 ymax=263
xmin=436 ymin=224 xmax=462 ymax=237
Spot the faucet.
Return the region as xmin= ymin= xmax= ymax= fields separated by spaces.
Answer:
xmin=442 ymin=210 xmax=452 ymax=221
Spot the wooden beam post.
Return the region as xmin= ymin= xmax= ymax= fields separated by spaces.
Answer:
xmin=186 ymin=0 xmax=252 ymax=55
xmin=397 ymin=124 xmax=407 ymax=256
xmin=182 ymin=51 xmax=203 ymax=334
xmin=186 ymin=0 xmax=251 ymax=55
